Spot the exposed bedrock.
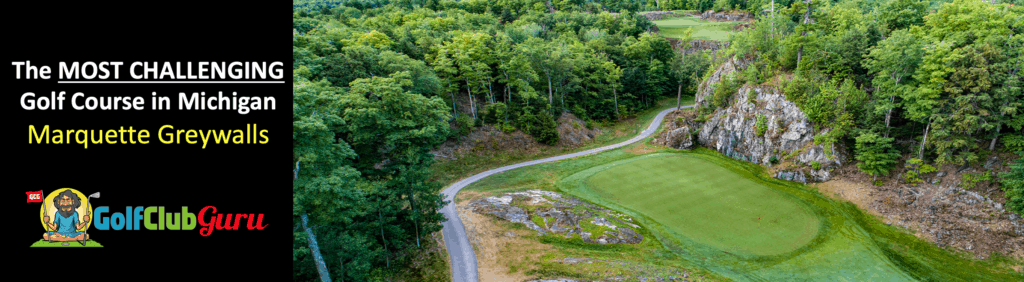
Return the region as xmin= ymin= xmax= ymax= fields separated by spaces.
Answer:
xmin=661 ymin=58 xmax=847 ymax=183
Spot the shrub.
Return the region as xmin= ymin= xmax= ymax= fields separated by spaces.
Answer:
xmin=1003 ymin=134 xmax=1024 ymax=153
xmin=810 ymin=161 xmax=821 ymax=170
xmin=873 ymin=180 xmax=885 ymax=186
xmin=501 ymin=124 xmax=516 ymax=133
xmin=1000 ymin=153 xmax=1024 ymax=216
xmin=742 ymin=63 xmax=764 ymax=85
xmin=783 ymin=74 xmax=814 ymax=106
xmin=962 ymin=172 xmax=993 ymax=190
xmin=903 ymin=158 xmax=936 ymax=186
xmin=769 ymin=156 xmax=779 ymax=164
xmin=483 ymin=102 xmax=508 ymax=125
xmin=712 ymin=74 xmax=738 ymax=108
xmin=455 ymin=115 xmax=475 ymax=137
xmin=854 ymin=132 xmax=900 ymax=179
xmin=754 ymin=115 xmax=768 ymax=137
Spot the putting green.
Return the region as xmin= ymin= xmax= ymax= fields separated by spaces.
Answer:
xmin=584 ymin=155 xmax=819 ymax=256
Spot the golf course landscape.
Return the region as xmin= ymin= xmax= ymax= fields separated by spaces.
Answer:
xmin=462 ymin=139 xmax=1022 ymax=281
xmin=653 ymin=14 xmax=743 ymax=41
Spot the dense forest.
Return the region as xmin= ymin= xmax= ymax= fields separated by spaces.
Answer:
xmin=292 ymin=0 xmax=1024 ymax=281
xmin=292 ymin=1 xmax=709 ymax=281
xmin=713 ymin=0 xmax=1022 ymax=212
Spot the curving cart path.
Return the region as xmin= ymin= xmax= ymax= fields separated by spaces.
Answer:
xmin=441 ymin=105 xmax=694 ymax=282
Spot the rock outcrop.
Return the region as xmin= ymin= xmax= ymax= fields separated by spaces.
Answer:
xmin=467 ymin=190 xmax=643 ymax=245
xmin=660 ymin=58 xmax=847 ymax=183
xmin=668 ymin=38 xmax=730 ymax=56
xmin=700 ymin=10 xmax=755 ymax=22
xmin=556 ymin=112 xmax=601 ymax=148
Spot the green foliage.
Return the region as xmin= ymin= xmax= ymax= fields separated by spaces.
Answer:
xmin=855 ymin=132 xmax=901 ymax=178
xmin=1002 ymin=134 xmax=1024 ymax=153
xmin=455 ymin=115 xmax=475 ymax=137
xmin=755 ymin=115 xmax=768 ymax=137
xmin=1000 ymin=153 xmax=1024 ymax=216
xmin=810 ymin=161 xmax=821 ymax=170
xmin=483 ymin=102 xmax=508 ymax=127
xmin=783 ymin=74 xmax=815 ymax=106
xmin=961 ymin=172 xmax=993 ymax=190
xmin=769 ymin=155 xmax=779 ymax=164
xmin=903 ymin=158 xmax=937 ymax=186
xmin=515 ymin=105 xmax=559 ymax=145
xmin=712 ymin=74 xmax=738 ymax=108
xmin=879 ymin=0 xmax=929 ymax=31
xmin=293 ymin=71 xmax=451 ymax=281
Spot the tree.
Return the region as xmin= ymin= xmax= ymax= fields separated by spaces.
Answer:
xmin=879 ymin=0 xmax=928 ymax=32
xmin=863 ymin=29 xmax=924 ymax=137
xmin=434 ymin=33 xmax=494 ymax=120
xmin=855 ymin=132 xmax=901 ymax=180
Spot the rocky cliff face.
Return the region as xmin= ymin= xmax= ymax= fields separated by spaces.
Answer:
xmin=660 ymin=58 xmax=847 ymax=183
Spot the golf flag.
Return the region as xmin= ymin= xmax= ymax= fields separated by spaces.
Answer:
xmin=26 ymin=191 xmax=43 ymax=203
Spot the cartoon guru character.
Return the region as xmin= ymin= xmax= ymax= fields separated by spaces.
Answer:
xmin=42 ymin=190 xmax=90 ymax=241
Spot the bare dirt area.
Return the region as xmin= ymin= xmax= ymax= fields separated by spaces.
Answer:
xmin=812 ymin=179 xmax=883 ymax=217
xmin=431 ymin=112 xmax=600 ymax=160
xmin=457 ymin=200 xmax=551 ymax=282
xmin=821 ymin=155 xmax=1024 ymax=260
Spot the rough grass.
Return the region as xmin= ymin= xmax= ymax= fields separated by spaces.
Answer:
xmin=654 ymin=15 xmax=743 ymax=41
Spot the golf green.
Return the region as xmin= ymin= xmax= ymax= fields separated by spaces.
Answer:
xmin=584 ymin=155 xmax=819 ymax=256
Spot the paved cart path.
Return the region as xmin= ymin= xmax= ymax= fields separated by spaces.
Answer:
xmin=441 ymin=105 xmax=693 ymax=282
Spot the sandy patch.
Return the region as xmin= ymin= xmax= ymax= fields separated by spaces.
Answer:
xmin=457 ymin=190 xmax=490 ymax=204
xmin=812 ymin=180 xmax=882 ymax=217
xmin=458 ymin=203 xmax=552 ymax=282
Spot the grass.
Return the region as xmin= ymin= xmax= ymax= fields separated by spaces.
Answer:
xmin=459 ymin=133 xmax=1023 ymax=281
xmin=430 ymin=96 xmax=694 ymax=189
xmin=30 ymin=239 xmax=103 ymax=247
xmin=654 ymin=15 xmax=744 ymax=41
xmin=584 ymin=155 xmax=819 ymax=256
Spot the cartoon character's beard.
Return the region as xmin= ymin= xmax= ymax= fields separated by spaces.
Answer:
xmin=57 ymin=205 xmax=75 ymax=218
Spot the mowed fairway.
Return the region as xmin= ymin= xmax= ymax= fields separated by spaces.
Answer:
xmin=585 ymin=155 xmax=819 ymax=256
xmin=654 ymin=16 xmax=743 ymax=41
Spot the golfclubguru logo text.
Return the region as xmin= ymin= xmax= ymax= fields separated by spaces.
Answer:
xmin=93 ymin=206 xmax=267 ymax=236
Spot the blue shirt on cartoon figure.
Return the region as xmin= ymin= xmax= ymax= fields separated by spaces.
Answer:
xmin=50 ymin=210 xmax=84 ymax=238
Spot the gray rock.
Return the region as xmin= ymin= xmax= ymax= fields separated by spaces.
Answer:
xmin=694 ymin=59 xmax=846 ymax=183
xmin=666 ymin=126 xmax=694 ymax=150
xmin=937 ymin=171 xmax=947 ymax=177
xmin=984 ymin=157 xmax=1000 ymax=169
xmin=468 ymin=190 xmax=643 ymax=245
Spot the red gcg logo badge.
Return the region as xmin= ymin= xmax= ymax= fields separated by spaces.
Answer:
xmin=26 ymin=191 xmax=43 ymax=203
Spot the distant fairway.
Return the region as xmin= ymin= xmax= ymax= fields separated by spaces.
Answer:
xmin=585 ymin=155 xmax=819 ymax=256
xmin=654 ymin=15 xmax=743 ymax=41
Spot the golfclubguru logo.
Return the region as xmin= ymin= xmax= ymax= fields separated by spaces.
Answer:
xmin=93 ymin=205 xmax=268 ymax=236
xmin=33 ymin=188 xmax=100 ymax=247
xmin=30 ymin=188 xmax=267 ymax=248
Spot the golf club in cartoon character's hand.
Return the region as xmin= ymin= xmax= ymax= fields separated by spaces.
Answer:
xmin=42 ymin=190 xmax=92 ymax=242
